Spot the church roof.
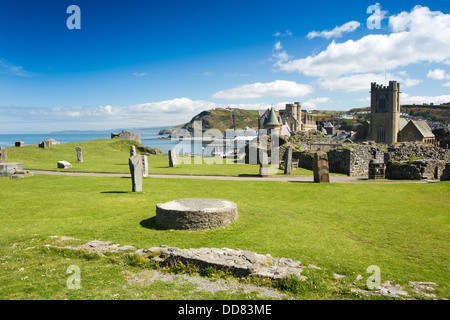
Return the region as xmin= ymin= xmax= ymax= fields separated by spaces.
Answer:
xmin=264 ymin=107 xmax=281 ymax=127
xmin=410 ymin=120 xmax=435 ymax=138
xmin=399 ymin=118 xmax=408 ymax=131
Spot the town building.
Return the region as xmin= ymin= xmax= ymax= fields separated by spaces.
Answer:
xmin=398 ymin=120 xmax=436 ymax=144
xmin=258 ymin=102 xmax=317 ymax=136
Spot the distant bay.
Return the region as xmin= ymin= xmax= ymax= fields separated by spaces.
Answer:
xmin=0 ymin=127 xmax=210 ymax=155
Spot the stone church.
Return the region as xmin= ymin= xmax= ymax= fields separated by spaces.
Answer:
xmin=361 ymin=81 xmax=436 ymax=145
xmin=368 ymin=81 xmax=401 ymax=145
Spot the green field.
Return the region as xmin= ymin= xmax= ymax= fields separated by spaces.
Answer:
xmin=6 ymin=138 xmax=320 ymax=176
xmin=1 ymin=139 xmax=449 ymax=300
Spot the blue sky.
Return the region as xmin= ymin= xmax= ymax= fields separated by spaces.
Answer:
xmin=1 ymin=0 xmax=450 ymax=133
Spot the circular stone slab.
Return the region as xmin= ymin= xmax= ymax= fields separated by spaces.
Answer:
xmin=155 ymin=198 xmax=238 ymax=231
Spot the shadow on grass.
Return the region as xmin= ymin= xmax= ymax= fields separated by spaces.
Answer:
xmin=100 ymin=191 xmax=129 ymax=194
xmin=140 ymin=217 xmax=166 ymax=231
xmin=289 ymin=180 xmax=315 ymax=184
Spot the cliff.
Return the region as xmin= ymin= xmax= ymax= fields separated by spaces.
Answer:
xmin=159 ymin=108 xmax=258 ymax=135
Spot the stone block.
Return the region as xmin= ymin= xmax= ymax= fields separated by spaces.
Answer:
xmin=130 ymin=145 xmax=136 ymax=157
xmin=38 ymin=139 xmax=60 ymax=149
xmin=76 ymin=147 xmax=83 ymax=163
xmin=284 ymin=147 xmax=292 ymax=175
xmin=0 ymin=163 xmax=24 ymax=177
xmin=39 ymin=140 xmax=51 ymax=149
xmin=313 ymin=151 xmax=330 ymax=183
xmin=129 ymin=154 xmax=143 ymax=192
xmin=259 ymin=150 xmax=269 ymax=177
xmin=156 ymin=198 xmax=238 ymax=231
xmin=169 ymin=150 xmax=178 ymax=167
xmin=111 ymin=130 xmax=141 ymax=144
xmin=57 ymin=161 xmax=72 ymax=169
xmin=0 ymin=147 xmax=6 ymax=163
xmin=141 ymin=155 xmax=148 ymax=177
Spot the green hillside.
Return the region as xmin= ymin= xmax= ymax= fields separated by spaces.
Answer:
xmin=160 ymin=108 xmax=259 ymax=135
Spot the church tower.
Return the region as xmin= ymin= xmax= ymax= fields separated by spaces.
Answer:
xmin=368 ymin=81 xmax=400 ymax=145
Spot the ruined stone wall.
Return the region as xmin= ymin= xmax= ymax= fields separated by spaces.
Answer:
xmin=288 ymin=141 xmax=450 ymax=179
xmin=326 ymin=145 xmax=385 ymax=176
xmin=327 ymin=148 xmax=351 ymax=175
xmin=292 ymin=151 xmax=314 ymax=170
xmin=441 ymin=163 xmax=450 ymax=181
xmin=385 ymin=142 xmax=450 ymax=163
xmin=292 ymin=145 xmax=385 ymax=176
xmin=386 ymin=160 xmax=447 ymax=180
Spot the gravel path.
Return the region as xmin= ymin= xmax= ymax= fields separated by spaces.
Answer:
xmin=29 ymin=169 xmax=437 ymax=184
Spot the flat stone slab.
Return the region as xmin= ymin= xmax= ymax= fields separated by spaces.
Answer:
xmin=156 ymin=198 xmax=238 ymax=231
xmin=0 ymin=163 xmax=24 ymax=177
xmin=146 ymin=246 xmax=304 ymax=280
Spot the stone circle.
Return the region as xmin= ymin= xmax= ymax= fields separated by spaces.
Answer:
xmin=156 ymin=198 xmax=238 ymax=231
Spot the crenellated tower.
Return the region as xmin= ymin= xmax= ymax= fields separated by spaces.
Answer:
xmin=368 ymin=81 xmax=400 ymax=145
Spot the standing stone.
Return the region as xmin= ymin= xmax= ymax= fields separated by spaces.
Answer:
xmin=15 ymin=142 xmax=25 ymax=147
xmin=76 ymin=147 xmax=83 ymax=163
xmin=169 ymin=150 xmax=178 ymax=167
xmin=129 ymin=154 xmax=143 ymax=192
xmin=130 ymin=145 xmax=137 ymax=157
xmin=284 ymin=147 xmax=293 ymax=175
xmin=0 ymin=147 xmax=7 ymax=163
xmin=313 ymin=151 xmax=330 ymax=183
xmin=142 ymin=155 xmax=148 ymax=178
xmin=259 ymin=150 xmax=269 ymax=177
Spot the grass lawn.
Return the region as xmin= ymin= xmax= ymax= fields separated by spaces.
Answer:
xmin=6 ymin=138 xmax=340 ymax=177
xmin=0 ymin=173 xmax=449 ymax=300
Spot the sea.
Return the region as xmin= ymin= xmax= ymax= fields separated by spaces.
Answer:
xmin=0 ymin=127 xmax=211 ymax=155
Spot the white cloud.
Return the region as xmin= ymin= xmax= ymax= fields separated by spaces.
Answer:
xmin=0 ymin=58 xmax=32 ymax=77
xmin=427 ymin=68 xmax=450 ymax=80
xmin=403 ymin=78 xmax=423 ymax=87
xmin=211 ymin=80 xmax=314 ymax=100
xmin=274 ymin=30 xmax=293 ymax=37
xmin=133 ymin=72 xmax=147 ymax=77
xmin=302 ymin=97 xmax=331 ymax=110
xmin=225 ymin=73 xmax=250 ymax=77
xmin=401 ymin=92 xmax=450 ymax=105
xmin=275 ymin=6 xmax=450 ymax=79
xmin=1 ymin=98 xmax=311 ymax=133
xmin=272 ymin=42 xmax=290 ymax=63
xmin=443 ymin=82 xmax=450 ymax=87
xmin=307 ymin=21 xmax=361 ymax=39
xmin=316 ymin=72 xmax=421 ymax=92
xmin=274 ymin=41 xmax=283 ymax=51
